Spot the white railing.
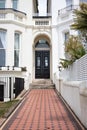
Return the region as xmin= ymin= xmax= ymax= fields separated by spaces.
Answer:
xmin=60 ymin=54 xmax=87 ymax=81
xmin=35 ymin=20 xmax=49 ymax=25
xmin=33 ymin=13 xmax=51 ymax=17
xmin=0 ymin=8 xmax=26 ymax=22
xmin=0 ymin=13 xmax=6 ymax=19
xmin=58 ymin=5 xmax=79 ymax=16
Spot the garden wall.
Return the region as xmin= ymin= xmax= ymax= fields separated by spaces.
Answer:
xmin=54 ymin=54 xmax=87 ymax=128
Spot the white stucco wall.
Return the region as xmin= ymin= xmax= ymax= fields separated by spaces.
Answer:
xmin=41 ymin=0 xmax=80 ymax=81
xmin=22 ymin=28 xmax=33 ymax=75
xmin=51 ymin=28 xmax=58 ymax=78
xmin=0 ymin=0 xmax=81 ymax=83
xmin=58 ymin=80 xmax=87 ymax=128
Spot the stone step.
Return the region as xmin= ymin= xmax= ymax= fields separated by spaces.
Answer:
xmin=30 ymin=84 xmax=55 ymax=89
xmin=30 ymin=79 xmax=55 ymax=89
xmin=32 ymin=79 xmax=53 ymax=84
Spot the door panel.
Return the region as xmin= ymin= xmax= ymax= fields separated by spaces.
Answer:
xmin=35 ymin=51 xmax=50 ymax=79
xmin=0 ymin=85 xmax=4 ymax=101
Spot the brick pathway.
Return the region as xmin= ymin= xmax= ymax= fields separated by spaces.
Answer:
xmin=1 ymin=89 xmax=85 ymax=130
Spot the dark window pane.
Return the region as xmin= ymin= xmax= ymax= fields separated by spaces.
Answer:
xmin=45 ymin=57 xmax=48 ymax=67
xmin=80 ymin=0 xmax=87 ymax=2
xmin=0 ymin=31 xmax=6 ymax=48
xmin=37 ymin=56 xmax=40 ymax=67
xmin=0 ymin=30 xmax=6 ymax=66
xmin=12 ymin=0 xmax=18 ymax=9
xmin=0 ymin=49 xmax=5 ymax=66
xmin=64 ymin=32 xmax=69 ymax=42
xmin=35 ymin=39 xmax=50 ymax=48
xmin=14 ymin=33 xmax=20 ymax=67
xmin=14 ymin=33 xmax=20 ymax=49
xmin=66 ymin=0 xmax=72 ymax=6
xmin=0 ymin=0 xmax=5 ymax=8
xmin=0 ymin=38 xmax=4 ymax=48
xmin=14 ymin=50 xmax=19 ymax=67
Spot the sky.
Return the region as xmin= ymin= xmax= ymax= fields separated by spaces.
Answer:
xmin=38 ymin=0 xmax=47 ymax=15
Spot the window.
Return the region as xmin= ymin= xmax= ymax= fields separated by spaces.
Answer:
xmin=66 ymin=0 xmax=72 ymax=6
xmin=0 ymin=0 xmax=5 ymax=8
xmin=0 ymin=30 xmax=6 ymax=66
xmin=80 ymin=0 xmax=87 ymax=2
xmin=45 ymin=57 xmax=48 ymax=67
xmin=37 ymin=57 xmax=40 ymax=67
xmin=12 ymin=0 xmax=18 ymax=10
xmin=64 ymin=32 xmax=70 ymax=59
xmin=64 ymin=32 xmax=69 ymax=43
xmin=35 ymin=39 xmax=50 ymax=48
xmin=14 ymin=33 xmax=20 ymax=67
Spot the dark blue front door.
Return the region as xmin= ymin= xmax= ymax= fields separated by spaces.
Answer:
xmin=35 ymin=50 xmax=50 ymax=79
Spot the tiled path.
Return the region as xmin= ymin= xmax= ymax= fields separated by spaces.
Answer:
xmin=1 ymin=89 xmax=85 ymax=130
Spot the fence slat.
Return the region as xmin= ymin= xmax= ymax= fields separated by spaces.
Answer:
xmin=61 ymin=54 xmax=87 ymax=81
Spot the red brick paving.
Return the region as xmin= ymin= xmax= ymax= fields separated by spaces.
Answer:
xmin=1 ymin=89 xmax=85 ymax=130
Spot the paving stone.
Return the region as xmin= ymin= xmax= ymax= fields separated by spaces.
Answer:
xmin=1 ymin=89 xmax=85 ymax=130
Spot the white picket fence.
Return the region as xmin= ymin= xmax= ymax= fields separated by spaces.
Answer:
xmin=60 ymin=54 xmax=87 ymax=81
xmin=55 ymin=54 xmax=87 ymax=128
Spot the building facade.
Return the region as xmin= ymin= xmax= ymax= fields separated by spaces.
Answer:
xmin=0 ymin=0 xmax=86 ymax=101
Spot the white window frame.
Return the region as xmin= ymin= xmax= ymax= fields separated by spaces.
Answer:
xmin=0 ymin=29 xmax=6 ymax=66
xmin=14 ymin=32 xmax=21 ymax=67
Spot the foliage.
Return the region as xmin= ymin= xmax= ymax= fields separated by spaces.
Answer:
xmin=21 ymin=67 xmax=27 ymax=71
xmin=65 ymin=35 xmax=86 ymax=61
xmin=60 ymin=35 xmax=86 ymax=68
xmin=60 ymin=3 xmax=87 ymax=69
xmin=60 ymin=59 xmax=73 ymax=68
xmin=71 ymin=3 xmax=87 ymax=43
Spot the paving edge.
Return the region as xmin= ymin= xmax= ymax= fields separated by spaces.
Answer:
xmin=0 ymin=89 xmax=31 ymax=130
xmin=55 ymin=89 xmax=86 ymax=130
xmin=0 ymin=100 xmax=21 ymax=128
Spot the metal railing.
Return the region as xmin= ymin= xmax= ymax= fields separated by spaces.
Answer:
xmin=58 ymin=5 xmax=79 ymax=15
xmin=35 ymin=20 xmax=49 ymax=25
xmin=0 ymin=76 xmax=24 ymax=101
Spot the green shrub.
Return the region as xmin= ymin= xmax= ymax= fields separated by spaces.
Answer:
xmin=60 ymin=35 xmax=86 ymax=68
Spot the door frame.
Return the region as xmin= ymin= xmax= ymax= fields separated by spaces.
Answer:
xmin=33 ymin=45 xmax=52 ymax=80
xmin=32 ymin=35 xmax=52 ymax=81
